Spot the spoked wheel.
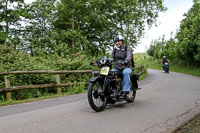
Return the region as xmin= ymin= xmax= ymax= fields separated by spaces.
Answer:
xmin=87 ymin=81 xmax=107 ymax=112
xmin=126 ymin=88 xmax=136 ymax=103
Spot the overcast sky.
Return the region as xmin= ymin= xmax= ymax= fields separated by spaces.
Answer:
xmin=24 ymin=0 xmax=193 ymax=53
xmin=134 ymin=0 xmax=193 ymax=53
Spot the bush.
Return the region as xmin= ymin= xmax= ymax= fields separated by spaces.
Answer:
xmin=0 ymin=45 xmax=97 ymax=101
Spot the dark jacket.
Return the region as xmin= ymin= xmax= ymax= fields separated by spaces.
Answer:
xmin=110 ymin=44 xmax=132 ymax=70
xmin=162 ymin=59 xmax=168 ymax=64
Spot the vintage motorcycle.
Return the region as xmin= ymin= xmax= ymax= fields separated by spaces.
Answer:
xmin=87 ymin=56 xmax=139 ymax=112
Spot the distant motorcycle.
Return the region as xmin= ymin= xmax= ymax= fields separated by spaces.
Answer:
xmin=164 ymin=63 xmax=169 ymax=73
xmin=87 ymin=56 xmax=139 ymax=112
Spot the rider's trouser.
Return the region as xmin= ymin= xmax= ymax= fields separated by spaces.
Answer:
xmin=111 ymin=68 xmax=132 ymax=92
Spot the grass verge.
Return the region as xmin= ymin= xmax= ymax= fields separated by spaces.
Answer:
xmin=0 ymin=89 xmax=88 ymax=106
xmin=176 ymin=114 xmax=200 ymax=133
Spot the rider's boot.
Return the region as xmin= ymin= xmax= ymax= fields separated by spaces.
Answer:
xmin=135 ymin=88 xmax=141 ymax=90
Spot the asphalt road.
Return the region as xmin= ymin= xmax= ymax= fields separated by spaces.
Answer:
xmin=0 ymin=69 xmax=200 ymax=133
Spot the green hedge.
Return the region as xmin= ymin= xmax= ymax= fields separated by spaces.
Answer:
xmin=0 ymin=45 xmax=98 ymax=101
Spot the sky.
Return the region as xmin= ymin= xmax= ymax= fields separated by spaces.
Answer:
xmin=24 ymin=0 xmax=193 ymax=53
xmin=134 ymin=0 xmax=193 ymax=53
xmin=24 ymin=0 xmax=33 ymax=4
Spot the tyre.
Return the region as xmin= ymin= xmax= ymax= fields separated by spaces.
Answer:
xmin=126 ymin=88 xmax=136 ymax=103
xmin=165 ymin=67 xmax=169 ymax=73
xmin=165 ymin=67 xmax=167 ymax=73
xmin=87 ymin=81 xmax=107 ymax=112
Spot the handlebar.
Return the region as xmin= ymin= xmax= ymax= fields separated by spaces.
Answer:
xmin=90 ymin=57 xmax=129 ymax=68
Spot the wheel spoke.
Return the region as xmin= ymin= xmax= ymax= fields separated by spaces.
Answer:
xmin=91 ymin=82 xmax=104 ymax=107
xmin=88 ymin=81 xmax=107 ymax=112
xmin=93 ymin=96 xmax=103 ymax=107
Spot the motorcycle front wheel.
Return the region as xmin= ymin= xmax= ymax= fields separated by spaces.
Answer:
xmin=87 ymin=81 xmax=107 ymax=112
xmin=165 ymin=68 xmax=169 ymax=73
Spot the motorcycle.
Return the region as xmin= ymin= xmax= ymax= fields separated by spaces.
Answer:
xmin=164 ymin=62 xmax=169 ymax=73
xmin=87 ymin=56 xmax=139 ymax=112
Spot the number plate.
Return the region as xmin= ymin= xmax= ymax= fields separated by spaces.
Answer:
xmin=100 ymin=67 xmax=110 ymax=75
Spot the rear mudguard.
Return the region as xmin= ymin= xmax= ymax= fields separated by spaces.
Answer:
xmin=131 ymin=74 xmax=139 ymax=80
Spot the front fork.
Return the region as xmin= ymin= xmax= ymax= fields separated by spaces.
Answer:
xmin=102 ymin=76 xmax=108 ymax=92
xmin=90 ymin=76 xmax=109 ymax=97
xmin=102 ymin=76 xmax=118 ymax=96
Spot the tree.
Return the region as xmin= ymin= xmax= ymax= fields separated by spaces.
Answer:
xmin=147 ymin=41 xmax=156 ymax=57
xmin=0 ymin=0 xmax=26 ymax=46
xmin=20 ymin=0 xmax=57 ymax=55
xmin=176 ymin=0 xmax=200 ymax=65
xmin=147 ymin=0 xmax=200 ymax=67
xmin=1 ymin=0 xmax=166 ymax=56
xmin=54 ymin=0 xmax=166 ymax=55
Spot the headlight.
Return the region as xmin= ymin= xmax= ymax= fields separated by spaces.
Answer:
xmin=99 ymin=56 xmax=107 ymax=64
xmin=92 ymin=71 xmax=99 ymax=75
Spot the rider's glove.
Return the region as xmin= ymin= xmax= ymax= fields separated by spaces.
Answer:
xmin=122 ymin=60 xmax=129 ymax=66
xmin=124 ymin=60 xmax=129 ymax=65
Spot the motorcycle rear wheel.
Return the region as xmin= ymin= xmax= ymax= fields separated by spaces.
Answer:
xmin=126 ymin=88 xmax=136 ymax=103
xmin=87 ymin=81 xmax=107 ymax=112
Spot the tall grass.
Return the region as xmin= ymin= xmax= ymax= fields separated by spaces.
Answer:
xmin=134 ymin=53 xmax=200 ymax=77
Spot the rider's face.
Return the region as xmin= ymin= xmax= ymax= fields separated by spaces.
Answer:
xmin=115 ymin=40 xmax=122 ymax=48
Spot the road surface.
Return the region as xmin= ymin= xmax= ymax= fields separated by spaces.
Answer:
xmin=0 ymin=69 xmax=200 ymax=133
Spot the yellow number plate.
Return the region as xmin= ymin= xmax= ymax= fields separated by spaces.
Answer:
xmin=100 ymin=67 xmax=110 ymax=75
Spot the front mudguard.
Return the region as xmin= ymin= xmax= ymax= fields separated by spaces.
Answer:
xmin=89 ymin=77 xmax=99 ymax=83
xmin=89 ymin=76 xmax=108 ymax=94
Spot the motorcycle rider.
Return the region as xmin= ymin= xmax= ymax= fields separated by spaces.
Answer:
xmin=162 ymin=56 xmax=168 ymax=70
xmin=110 ymin=34 xmax=133 ymax=97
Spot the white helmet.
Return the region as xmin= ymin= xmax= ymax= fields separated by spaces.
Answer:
xmin=114 ymin=35 xmax=124 ymax=42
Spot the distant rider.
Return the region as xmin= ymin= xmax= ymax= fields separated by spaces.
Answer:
xmin=162 ymin=56 xmax=168 ymax=70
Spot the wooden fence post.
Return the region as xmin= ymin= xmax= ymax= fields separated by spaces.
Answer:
xmin=4 ymin=75 xmax=11 ymax=100
xmin=56 ymin=74 xmax=62 ymax=94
